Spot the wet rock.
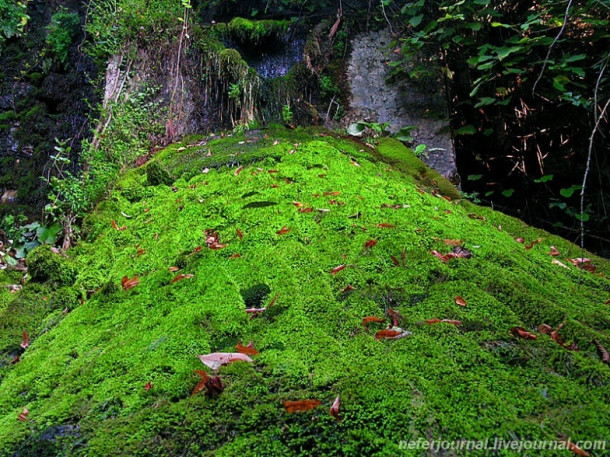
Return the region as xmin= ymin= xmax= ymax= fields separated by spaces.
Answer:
xmin=344 ymin=29 xmax=456 ymax=179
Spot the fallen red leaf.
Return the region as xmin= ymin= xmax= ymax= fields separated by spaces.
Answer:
xmin=277 ymin=226 xmax=290 ymax=235
xmin=538 ymin=324 xmax=553 ymax=335
xmin=230 ymin=253 xmax=241 ymax=259
xmin=268 ymin=169 xmax=279 ymax=174
xmin=144 ymin=382 xmax=153 ymax=391
xmin=563 ymin=439 xmax=590 ymax=457
xmin=298 ymin=207 xmax=314 ymax=213
xmin=525 ymin=238 xmax=542 ymax=250
xmin=206 ymin=375 xmax=224 ymax=396
xmin=169 ymin=266 xmax=180 ymax=272
xmin=234 ymin=166 xmax=243 ymax=176
xmin=137 ymin=248 xmax=146 ymax=256
xmin=268 ymin=293 xmax=280 ymax=307
xmin=292 ymin=201 xmax=303 ymax=208
xmin=283 ymin=400 xmax=322 ymax=413
xmin=236 ymin=341 xmax=259 ymax=356
xmin=515 ymin=237 xmax=525 ymax=243
xmin=426 ymin=319 xmax=462 ymax=326
xmin=192 ymin=370 xmax=209 ymax=396
xmin=330 ymin=264 xmax=347 ymax=275
xmin=209 ymin=243 xmax=226 ymax=250
xmin=455 ymin=296 xmax=467 ymax=307
xmin=377 ymin=223 xmax=395 ymax=228
xmin=548 ymin=246 xmax=561 ymax=256
xmin=390 ymin=255 xmax=401 ymax=267
xmin=511 ymin=327 xmax=537 ymax=340
xmin=430 ymin=250 xmax=453 ymax=263
xmin=330 ymin=395 xmax=341 ymax=422
xmin=20 ymin=330 xmax=29 ymax=349
xmin=17 ymin=407 xmax=29 ymax=422
xmin=363 ymin=239 xmax=377 ymax=248
xmin=375 ymin=329 xmax=403 ymax=339
xmin=121 ymin=276 xmax=140 ymax=291
xmin=10 ymin=355 xmax=20 ymax=365
xmin=593 ymin=340 xmax=609 ymax=364
xmin=324 ymin=191 xmax=341 ymax=196
xmin=171 ymin=273 xmax=194 ymax=284
xmin=198 ymin=352 xmax=254 ymax=371
xmin=340 ymin=285 xmax=355 ymax=293
xmin=271 ymin=184 xmax=278 ymax=188
xmin=112 ymin=220 xmax=119 ymax=230
xmin=245 ymin=307 xmax=266 ymax=316
xmin=236 ymin=228 xmax=244 ymax=240
xmin=387 ymin=308 xmax=403 ymax=327
xmin=362 ymin=316 xmax=385 ymax=331
xmin=193 ymin=246 xmax=203 ymax=253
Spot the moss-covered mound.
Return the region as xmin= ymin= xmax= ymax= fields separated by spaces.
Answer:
xmin=0 ymin=127 xmax=609 ymax=456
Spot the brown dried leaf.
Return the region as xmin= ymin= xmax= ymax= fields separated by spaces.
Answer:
xmin=377 ymin=223 xmax=395 ymax=228
xmin=330 ymin=395 xmax=341 ymax=421
xmin=511 ymin=327 xmax=537 ymax=340
xmin=121 ymin=276 xmax=140 ymax=291
xmin=17 ymin=407 xmax=29 ymax=422
xmin=455 ymin=296 xmax=467 ymax=307
xmin=236 ymin=228 xmax=244 ymax=240
xmin=363 ymin=239 xmax=377 ymax=248
xmin=362 ymin=316 xmax=385 ymax=331
xmin=443 ymin=239 xmax=463 ymax=247
xmin=171 ymin=273 xmax=194 ymax=284
xmin=283 ymin=399 xmax=322 ymax=413
xmin=330 ymin=264 xmax=347 ymax=275
xmin=277 ymin=226 xmax=290 ymax=235
xmin=20 ymin=330 xmax=29 ymax=349
xmin=234 ymin=166 xmax=243 ymax=176
xmin=593 ymin=340 xmax=609 ymax=364
xmin=198 ymin=352 xmax=254 ymax=371
xmin=236 ymin=341 xmax=259 ymax=356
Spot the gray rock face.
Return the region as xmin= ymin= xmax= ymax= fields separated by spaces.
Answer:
xmin=344 ymin=29 xmax=457 ymax=179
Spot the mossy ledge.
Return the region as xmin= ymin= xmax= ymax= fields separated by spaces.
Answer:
xmin=0 ymin=127 xmax=609 ymax=456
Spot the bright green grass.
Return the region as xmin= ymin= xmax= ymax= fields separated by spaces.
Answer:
xmin=0 ymin=127 xmax=608 ymax=456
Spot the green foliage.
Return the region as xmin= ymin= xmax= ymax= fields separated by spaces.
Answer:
xmin=0 ymin=0 xmax=29 ymax=50
xmin=281 ymin=104 xmax=293 ymax=124
xmin=45 ymin=9 xmax=80 ymax=64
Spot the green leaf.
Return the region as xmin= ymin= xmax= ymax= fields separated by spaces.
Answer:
xmin=347 ymin=123 xmax=366 ymax=137
xmin=455 ymin=125 xmax=476 ymax=135
xmin=502 ymin=189 xmax=515 ymax=197
xmin=560 ymin=185 xmax=581 ymax=198
xmin=474 ymin=97 xmax=496 ymax=108
xmin=409 ymin=15 xmax=423 ymax=27
xmin=467 ymin=174 xmax=483 ymax=181
xmin=534 ymin=174 xmax=554 ymax=183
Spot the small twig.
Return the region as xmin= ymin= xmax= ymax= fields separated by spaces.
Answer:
xmin=532 ymin=0 xmax=573 ymax=96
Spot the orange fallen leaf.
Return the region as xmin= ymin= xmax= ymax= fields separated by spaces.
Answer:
xmin=330 ymin=395 xmax=341 ymax=421
xmin=277 ymin=226 xmax=290 ymax=235
xmin=563 ymin=439 xmax=590 ymax=457
xmin=169 ymin=266 xmax=180 ymax=272
xmin=455 ymin=296 xmax=467 ymax=307
xmin=362 ymin=316 xmax=385 ymax=331
xmin=298 ymin=207 xmax=313 ymax=213
xmin=121 ymin=276 xmax=140 ymax=291
xmin=193 ymin=246 xmax=203 ymax=253
xmin=426 ymin=318 xmax=462 ymax=326
xmin=324 ymin=191 xmax=341 ymax=196
xmin=268 ymin=293 xmax=280 ymax=307
xmin=593 ymin=340 xmax=609 ymax=364
xmin=443 ymin=239 xmax=463 ymax=246
xmin=390 ymin=255 xmax=401 ymax=267
xmin=548 ymin=246 xmax=561 ymax=256
xmin=340 ymin=284 xmax=355 ymax=293
xmin=375 ymin=329 xmax=410 ymax=339
xmin=17 ymin=407 xmax=29 ymax=422
xmin=283 ymin=400 xmax=322 ymax=413
xmin=20 ymin=330 xmax=29 ymax=349
xmin=511 ymin=326 xmax=537 ymax=340
xmin=234 ymin=166 xmax=243 ymax=176
xmin=525 ymin=238 xmax=542 ymax=250
xmin=230 ymin=253 xmax=241 ymax=259
xmin=387 ymin=308 xmax=403 ymax=327
xmin=236 ymin=228 xmax=244 ymax=240
xmin=292 ymin=201 xmax=303 ymax=208
xmin=363 ymin=239 xmax=377 ymax=248
xmin=171 ymin=273 xmax=194 ymax=284
xmin=192 ymin=370 xmax=209 ymax=396
xmin=112 ymin=220 xmax=119 ymax=230
xmin=377 ymin=223 xmax=395 ymax=228
xmin=236 ymin=341 xmax=259 ymax=356
xmin=538 ymin=324 xmax=553 ymax=335
xmin=330 ymin=264 xmax=347 ymax=275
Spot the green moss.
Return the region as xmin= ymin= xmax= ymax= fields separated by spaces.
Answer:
xmin=223 ymin=17 xmax=291 ymax=44
xmin=26 ymin=245 xmax=77 ymax=286
xmin=0 ymin=127 xmax=608 ymax=456
xmin=145 ymin=161 xmax=174 ymax=187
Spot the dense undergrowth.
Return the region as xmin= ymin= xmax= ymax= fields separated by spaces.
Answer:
xmin=0 ymin=127 xmax=609 ymax=456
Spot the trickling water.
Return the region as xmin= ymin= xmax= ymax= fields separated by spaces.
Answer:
xmin=227 ymin=36 xmax=306 ymax=79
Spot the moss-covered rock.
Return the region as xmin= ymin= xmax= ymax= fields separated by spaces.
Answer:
xmin=145 ymin=161 xmax=174 ymax=187
xmin=26 ymin=245 xmax=77 ymax=286
xmin=0 ymin=127 xmax=608 ymax=456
